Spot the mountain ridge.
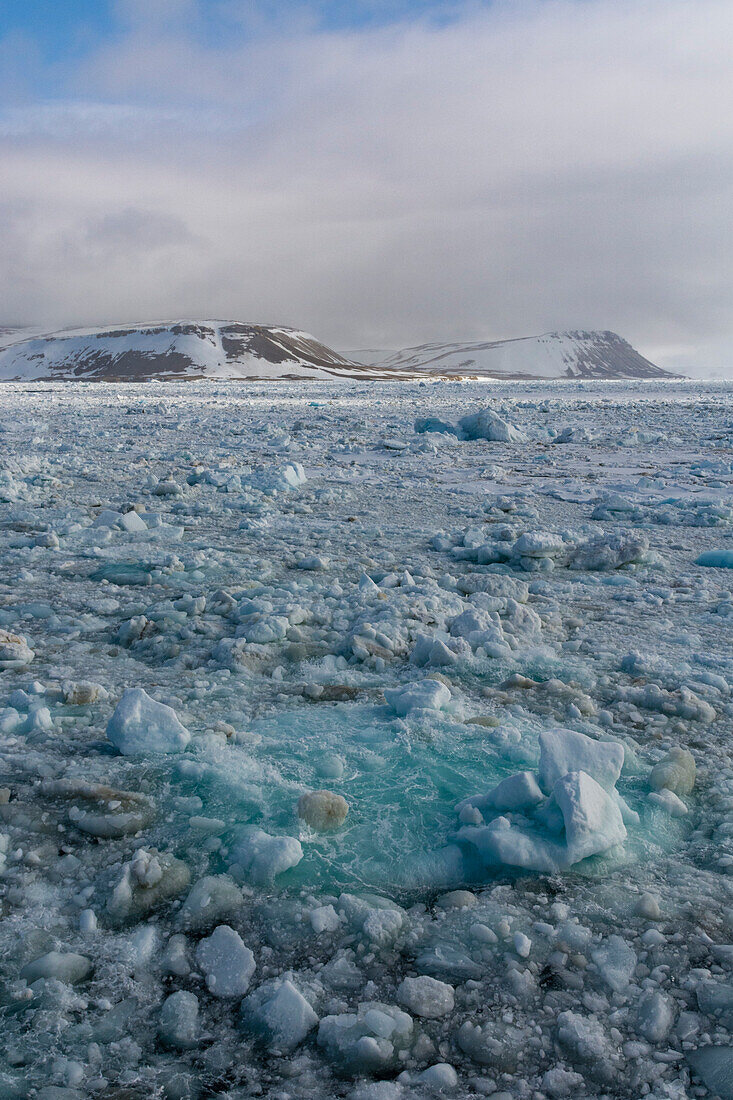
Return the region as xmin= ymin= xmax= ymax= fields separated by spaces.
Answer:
xmin=351 ymin=330 xmax=675 ymax=379
xmin=0 ymin=321 xmax=676 ymax=381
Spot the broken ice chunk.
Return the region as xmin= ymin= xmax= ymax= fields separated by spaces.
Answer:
xmin=384 ymin=679 xmax=451 ymax=717
xmin=591 ymin=935 xmax=636 ymax=993
xmin=106 ymin=688 xmax=191 ymax=755
xmin=538 ymin=728 xmax=624 ymax=794
xmin=687 ymin=1046 xmax=733 ymax=1100
xmin=317 ymin=1002 xmax=414 ymax=1074
xmin=397 ymin=975 xmax=454 ymax=1018
xmin=553 ymin=771 xmax=627 ymax=865
xmin=649 ymin=747 xmax=695 ymax=795
xmin=195 ymin=925 xmax=255 ymax=998
xmin=458 ymin=409 xmax=525 ymax=443
xmin=106 ymin=849 xmax=191 ymax=924
xmin=457 ymin=770 xmax=626 ymax=874
xmin=228 ymin=827 xmax=303 ymax=885
xmin=0 ymin=629 xmax=34 ymax=669
xmin=241 ymin=978 xmax=319 ymax=1052
xmin=159 ymin=991 xmax=199 ymax=1049
xmin=457 ymin=771 xmax=544 ymax=817
xmin=20 ymin=951 xmax=91 ymax=985
xmin=297 ymin=790 xmax=349 ymax=830
xmin=696 ymin=549 xmax=733 ymax=568
xmin=177 ymin=874 xmax=242 ymax=931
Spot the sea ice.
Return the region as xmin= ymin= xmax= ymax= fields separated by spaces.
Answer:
xmin=1 ymin=378 xmax=730 ymax=1098
xmin=241 ymin=978 xmax=319 ymax=1052
xmin=106 ymin=687 xmax=191 ymax=754
xmin=195 ymin=924 xmax=255 ymax=997
xmin=383 ymin=678 xmax=452 ymax=716
xmin=297 ymin=789 xmax=349 ymax=830
xmin=228 ymin=827 xmax=303 ymax=884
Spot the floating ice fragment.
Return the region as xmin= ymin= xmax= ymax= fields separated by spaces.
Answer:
xmin=0 ymin=629 xmax=34 ymax=669
xmin=696 ymin=979 xmax=733 ymax=1025
xmin=241 ymin=978 xmax=319 ymax=1052
xmin=310 ymin=904 xmax=341 ymax=933
xmin=696 ymin=549 xmax=733 ymax=568
xmin=541 ymin=1067 xmax=585 ymax=1096
xmin=635 ymin=989 xmax=675 ymax=1041
xmin=397 ymin=976 xmax=454 ymax=1018
xmin=569 ymin=532 xmax=649 ymax=571
xmin=195 ymin=925 xmax=255 ymax=998
xmin=513 ymin=532 xmax=566 ymax=559
xmin=414 ymin=1063 xmax=459 ymax=1090
xmin=130 ymin=848 xmax=163 ymax=888
xmin=687 ymin=1046 xmax=733 ymax=1100
xmin=46 ymin=777 xmax=155 ymax=838
xmin=162 ymin=934 xmax=190 ymax=977
xmin=79 ymin=909 xmax=97 ymax=933
xmin=92 ymin=508 xmax=125 ymax=528
xmin=649 ymin=747 xmax=695 ymax=795
xmin=636 ymin=892 xmax=661 ymax=919
xmin=228 ymin=827 xmax=303 ymax=884
xmin=298 ymin=790 xmax=349 ymax=830
xmin=514 ymin=932 xmax=531 ymax=958
xmin=648 ymin=789 xmax=688 ymax=816
xmin=317 ymin=1002 xmax=414 ymax=1074
xmin=457 ymin=410 xmax=526 ymax=443
xmin=457 ymin=771 xmax=544 ymax=816
xmin=538 ymin=728 xmax=624 ymax=794
xmin=106 ymin=849 xmax=190 ymax=923
xmin=177 ymin=874 xmax=242 ymax=931
xmin=362 ymin=908 xmax=403 ymax=946
xmin=435 ymin=890 xmax=477 ymax=910
xmin=159 ymin=991 xmax=199 ymax=1049
xmin=556 ymin=1010 xmax=613 ymax=1067
xmin=106 ymin=688 xmax=191 ymax=755
xmin=414 ymin=416 xmax=458 ymax=436
xmin=20 ymin=951 xmax=91 ymax=985
xmin=297 ymin=555 xmax=329 ymax=570
xmin=153 ymin=478 xmax=182 ymax=497
xmin=62 ymin=681 xmax=108 ymax=705
xmin=554 ymin=771 xmax=627 ymax=864
xmin=384 ymin=679 xmax=451 ymax=717
xmin=457 ymin=769 xmax=626 ymax=874
xmin=591 ymin=935 xmax=636 ymax=993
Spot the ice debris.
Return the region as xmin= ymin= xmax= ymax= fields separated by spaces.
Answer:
xmin=455 ymin=728 xmax=629 ymax=873
xmin=241 ymin=978 xmax=319 ymax=1052
xmin=298 ymin=789 xmax=349 ymax=830
xmin=0 ymin=629 xmax=34 ymax=669
xmin=106 ymin=687 xmax=191 ymax=755
xmin=649 ymin=747 xmax=696 ymax=794
xmin=195 ymin=924 xmax=255 ymax=998
xmin=228 ymin=827 xmax=303 ymax=884
xmin=384 ymin=678 xmax=452 ymax=717
xmin=317 ymin=1002 xmax=415 ymax=1074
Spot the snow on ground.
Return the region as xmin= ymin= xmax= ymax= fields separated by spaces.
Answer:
xmin=0 ymin=377 xmax=732 ymax=1099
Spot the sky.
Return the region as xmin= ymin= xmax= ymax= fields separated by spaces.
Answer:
xmin=0 ymin=0 xmax=731 ymax=374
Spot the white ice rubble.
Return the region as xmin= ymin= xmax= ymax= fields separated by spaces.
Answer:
xmin=455 ymin=728 xmax=629 ymax=873
xmin=0 ymin=378 xmax=731 ymax=1100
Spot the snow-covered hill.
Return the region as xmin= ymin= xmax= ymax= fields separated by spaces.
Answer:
xmin=0 ymin=323 xmax=676 ymax=382
xmin=353 ymin=330 xmax=675 ymax=379
xmin=0 ymin=320 xmax=384 ymax=382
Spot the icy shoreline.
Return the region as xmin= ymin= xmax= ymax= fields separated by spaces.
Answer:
xmin=0 ymin=379 xmax=732 ymax=1099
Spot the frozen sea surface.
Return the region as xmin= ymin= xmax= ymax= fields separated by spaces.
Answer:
xmin=0 ymin=378 xmax=732 ymax=1098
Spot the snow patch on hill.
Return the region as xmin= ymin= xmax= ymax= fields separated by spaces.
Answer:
xmin=0 ymin=320 xmax=382 ymax=382
xmin=351 ymin=330 xmax=675 ymax=380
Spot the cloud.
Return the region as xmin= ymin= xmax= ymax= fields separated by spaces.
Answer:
xmin=0 ymin=0 xmax=731 ymax=373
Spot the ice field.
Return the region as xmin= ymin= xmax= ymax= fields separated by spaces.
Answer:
xmin=1 ymin=378 xmax=732 ymax=1099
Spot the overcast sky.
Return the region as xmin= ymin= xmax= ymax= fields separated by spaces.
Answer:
xmin=1 ymin=0 xmax=731 ymax=374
